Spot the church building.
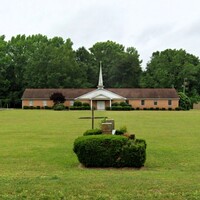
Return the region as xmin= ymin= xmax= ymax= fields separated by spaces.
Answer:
xmin=22 ymin=64 xmax=179 ymax=110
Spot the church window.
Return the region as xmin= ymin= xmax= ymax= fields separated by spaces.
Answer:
xmin=141 ymin=100 xmax=145 ymax=106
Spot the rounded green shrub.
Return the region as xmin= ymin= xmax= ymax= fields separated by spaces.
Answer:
xmin=73 ymin=135 xmax=146 ymax=168
xmin=73 ymin=101 xmax=82 ymax=107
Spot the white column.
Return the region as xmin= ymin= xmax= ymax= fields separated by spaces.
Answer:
xmin=110 ymin=99 xmax=112 ymax=108
xmin=90 ymin=99 xmax=93 ymax=110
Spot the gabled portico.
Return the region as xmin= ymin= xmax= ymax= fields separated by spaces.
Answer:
xmin=75 ymin=62 xmax=126 ymax=110
xmin=75 ymin=88 xmax=126 ymax=110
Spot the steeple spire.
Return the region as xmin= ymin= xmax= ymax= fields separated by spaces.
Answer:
xmin=97 ymin=61 xmax=104 ymax=89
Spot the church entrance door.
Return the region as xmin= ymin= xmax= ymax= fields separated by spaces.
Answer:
xmin=97 ymin=101 xmax=105 ymax=110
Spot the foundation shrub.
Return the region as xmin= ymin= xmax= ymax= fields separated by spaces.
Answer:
xmin=70 ymin=106 xmax=79 ymax=110
xmin=82 ymin=103 xmax=90 ymax=107
xmin=82 ymin=106 xmax=90 ymax=110
xmin=111 ymin=106 xmax=123 ymax=110
xmin=82 ymin=103 xmax=90 ymax=110
xmin=119 ymin=102 xmax=129 ymax=106
xmin=53 ymin=103 xmax=65 ymax=110
xmin=70 ymin=106 xmax=90 ymax=110
xmin=112 ymin=102 xmax=119 ymax=106
xmin=70 ymin=102 xmax=90 ymax=110
xmin=44 ymin=106 xmax=52 ymax=109
xmin=73 ymin=101 xmax=82 ymax=107
xmin=111 ymin=102 xmax=132 ymax=110
xmin=175 ymin=107 xmax=181 ymax=111
xmin=73 ymin=135 xmax=146 ymax=168
xmin=123 ymin=106 xmax=132 ymax=110
xmin=106 ymin=107 xmax=111 ymax=110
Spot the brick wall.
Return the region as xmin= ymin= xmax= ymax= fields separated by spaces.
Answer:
xmin=22 ymin=99 xmax=179 ymax=109
xmin=128 ymin=99 xmax=179 ymax=109
xmin=22 ymin=100 xmax=71 ymax=107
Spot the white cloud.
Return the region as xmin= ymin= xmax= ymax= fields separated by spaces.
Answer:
xmin=0 ymin=0 xmax=200 ymax=68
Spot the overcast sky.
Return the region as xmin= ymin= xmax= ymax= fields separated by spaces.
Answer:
xmin=0 ymin=0 xmax=200 ymax=68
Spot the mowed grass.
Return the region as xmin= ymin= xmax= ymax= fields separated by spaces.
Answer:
xmin=0 ymin=110 xmax=200 ymax=200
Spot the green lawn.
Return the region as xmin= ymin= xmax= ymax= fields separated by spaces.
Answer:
xmin=0 ymin=110 xmax=200 ymax=200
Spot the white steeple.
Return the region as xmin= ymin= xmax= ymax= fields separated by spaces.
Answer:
xmin=97 ymin=61 xmax=104 ymax=89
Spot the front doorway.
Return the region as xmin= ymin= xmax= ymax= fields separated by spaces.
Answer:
xmin=97 ymin=101 xmax=105 ymax=110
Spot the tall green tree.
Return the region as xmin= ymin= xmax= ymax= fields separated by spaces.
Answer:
xmin=141 ymin=49 xmax=200 ymax=97
xmin=111 ymin=47 xmax=142 ymax=87
xmin=24 ymin=36 xmax=82 ymax=88
xmin=89 ymin=41 xmax=125 ymax=87
xmin=0 ymin=35 xmax=10 ymax=107
xmin=7 ymin=35 xmax=29 ymax=107
xmin=75 ymin=47 xmax=97 ymax=87
xmin=89 ymin=41 xmax=142 ymax=87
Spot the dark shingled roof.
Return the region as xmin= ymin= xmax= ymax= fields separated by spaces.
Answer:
xmin=21 ymin=88 xmax=94 ymax=99
xmin=22 ymin=88 xmax=179 ymax=99
xmin=107 ymin=88 xmax=179 ymax=99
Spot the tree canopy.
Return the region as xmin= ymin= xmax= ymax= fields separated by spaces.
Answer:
xmin=0 ymin=34 xmax=200 ymax=108
xmin=140 ymin=49 xmax=200 ymax=102
xmin=50 ymin=92 xmax=66 ymax=105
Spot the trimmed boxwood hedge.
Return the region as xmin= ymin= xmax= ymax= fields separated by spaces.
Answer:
xmin=70 ymin=106 xmax=90 ymax=110
xmin=73 ymin=135 xmax=146 ymax=168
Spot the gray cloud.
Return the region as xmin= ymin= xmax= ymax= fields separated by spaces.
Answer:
xmin=0 ymin=0 xmax=200 ymax=68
